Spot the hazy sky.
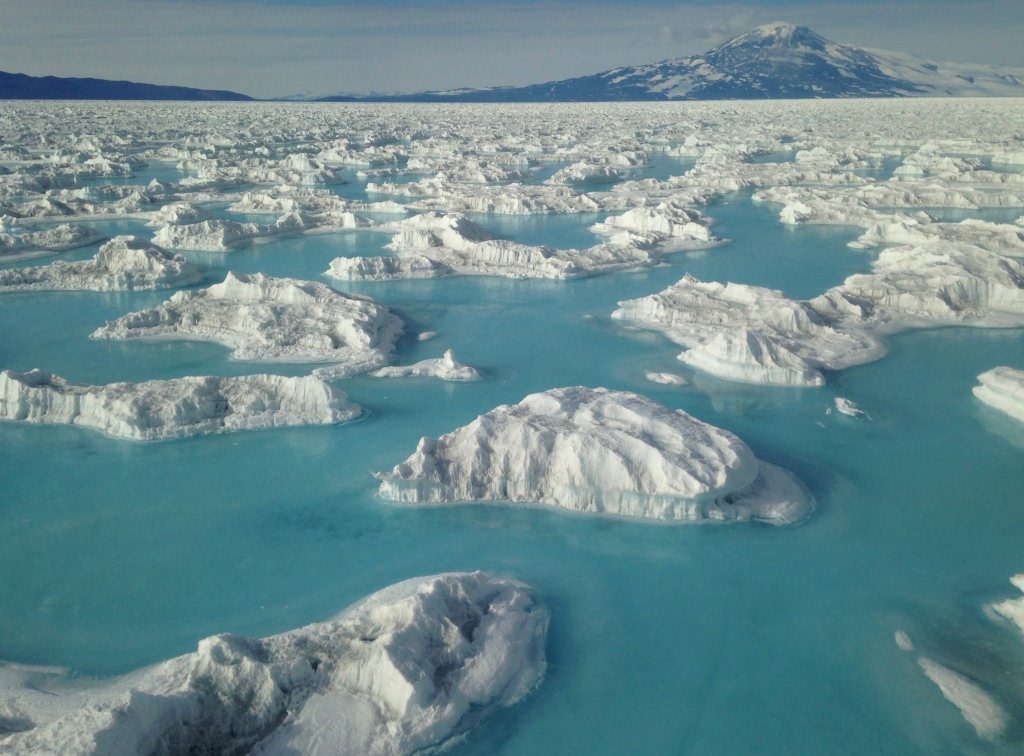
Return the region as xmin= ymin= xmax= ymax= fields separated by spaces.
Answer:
xmin=2 ymin=0 xmax=1023 ymax=98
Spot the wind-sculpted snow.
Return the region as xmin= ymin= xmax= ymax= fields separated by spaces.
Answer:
xmin=0 ymin=369 xmax=358 ymax=441
xmin=0 ymin=572 xmax=547 ymax=754
xmin=613 ymin=275 xmax=883 ymax=386
xmin=370 ymin=349 xmax=483 ymax=381
xmin=973 ymin=367 xmax=1024 ymax=423
xmin=92 ymin=272 xmax=403 ymax=374
xmin=0 ymin=236 xmax=202 ymax=292
xmin=376 ymin=387 xmax=810 ymax=524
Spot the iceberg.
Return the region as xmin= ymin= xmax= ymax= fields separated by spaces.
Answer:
xmin=972 ymin=367 xmax=1024 ymax=423
xmin=0 ymin=236 xmax=202 ymax=293
xmin=370 ymin=349 xmax=483 ymax=381
xmin=988 ymin=574 xmax=1024 ymax=637
xmin=0 ymin=572 xmax=547 ymax=755
xmin=376 ymin=386 xmax=810 ymax=524
xmin=645 ymin=371 xmax=688 ymax=386
xmin=92 ymin=272 xmax=403 ymax=375
xmin=0 ymin=369 xmax=359 ymax=441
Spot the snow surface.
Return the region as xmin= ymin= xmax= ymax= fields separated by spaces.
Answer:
xmin=0 ymin=236 xmax=201 ymax=292
xmin=377 ymin=387 xmax=810 ymax=524
xmin=972 ymin=367 xmax=1024 ymax=423
xmin=0 ymin=369 xmax=358 ymax=441
xmin=92 ymin=272 xmax=403 ymax=376
xmin=0 ymin=572 xmax=548 ymax=754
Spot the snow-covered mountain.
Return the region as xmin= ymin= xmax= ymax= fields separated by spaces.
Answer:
xmin=321 ymin=22 xmax=1024 ymax=102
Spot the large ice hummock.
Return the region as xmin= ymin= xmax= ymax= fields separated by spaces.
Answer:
xmin=0 ymin=369 xmax=359 ymax=440
xmin=92 ymin=271 xmax=403 ymax=376
xmin=376 ymin=386 xmax=810 ymax=524
xmin=0 ymin=572 xmax=548 ymax=755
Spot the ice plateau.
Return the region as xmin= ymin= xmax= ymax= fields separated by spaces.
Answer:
xmin=0 ymin=369 xmax=359 ymax=441
xmin=0 ymin=572 xmax=548 ymax=755
xmin=376 ymin=387 xmax=810 ymax=524
xmin=91 ymin=272 xmax=403 ymax=375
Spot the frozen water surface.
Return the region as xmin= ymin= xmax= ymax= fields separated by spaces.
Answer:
xmin=1 ymin=99 xmax=1023 ymax=754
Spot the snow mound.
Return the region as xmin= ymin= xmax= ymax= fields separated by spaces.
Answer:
xmin=376 ymin=386 xmax=810 ymax=524
xmin=0 ymin=369 xmax=359 ymax=441
xmin=0 ymin=572 xmax=548 ymax=755
xmin=973 ymin=367 xmax=1024 ymax=423
xmin=92 ymin=272 xmax=403 ymax=375
xmin=371 ymin=349 xmax=483 ymax=381
xmin=0 ymin=236 xmax=202 ymax=292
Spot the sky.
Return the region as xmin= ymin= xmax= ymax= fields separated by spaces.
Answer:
xmin=1 ymin=0 xmax=1023 ymax=98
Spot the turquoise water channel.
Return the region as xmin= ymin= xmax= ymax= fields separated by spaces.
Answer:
xmin=1 ymin=164 xmax=1023 ymax=753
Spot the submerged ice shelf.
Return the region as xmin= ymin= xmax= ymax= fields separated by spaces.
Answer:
xmin=0 ymin=572 xmax=548 ymax=755
xmin=0 ymin=369 xmax=358 ymax=441
xmin=377 ymin=387 xmax=810 ymax=524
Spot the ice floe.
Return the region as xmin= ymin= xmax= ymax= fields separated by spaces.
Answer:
xmin=0 ymin=369 xmax=358 ymax=441
xmin=376 ymin=386 xmax=810 ymax=524
xmin=0 ymin=572 xmax=547 ymax=754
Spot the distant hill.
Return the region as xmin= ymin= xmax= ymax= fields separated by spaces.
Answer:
xmin=0 ymin=70 xmax=253 ymax=101
xmin=319 ymin=22 xmax=1024 ymax=102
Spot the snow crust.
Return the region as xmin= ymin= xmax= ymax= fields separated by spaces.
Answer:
xmin=972 ymin=367 xmax=1024 ymax=423
xmin=92 ymin=272 xmax=403 ymax=376
xmin=0 ymin=369 xmax=358 ymax=441
xmin=0 ymin=236 xmax=201 ymax=292
xmin=0 ymin=572 xmax=547 ymax=755
xmin=370 ymin=349 xmax=483 ymax=381
xmin=377 ymin=387 xmax=810 ymax=524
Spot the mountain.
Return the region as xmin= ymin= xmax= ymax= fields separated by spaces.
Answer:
xmin=0 ymin=70 xmax=253 ymax=101
xmin=319 ymin=22 xmax=1024 ymax=102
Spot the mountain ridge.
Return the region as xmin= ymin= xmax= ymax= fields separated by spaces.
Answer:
xmin=318 ymin=22 xmax=1024 ymax=102
xmin=0 ymin=70 xmax=253 ymax=101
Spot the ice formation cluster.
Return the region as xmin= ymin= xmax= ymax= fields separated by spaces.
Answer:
xmin=0 ymin=572 xmax=548 ymax=755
